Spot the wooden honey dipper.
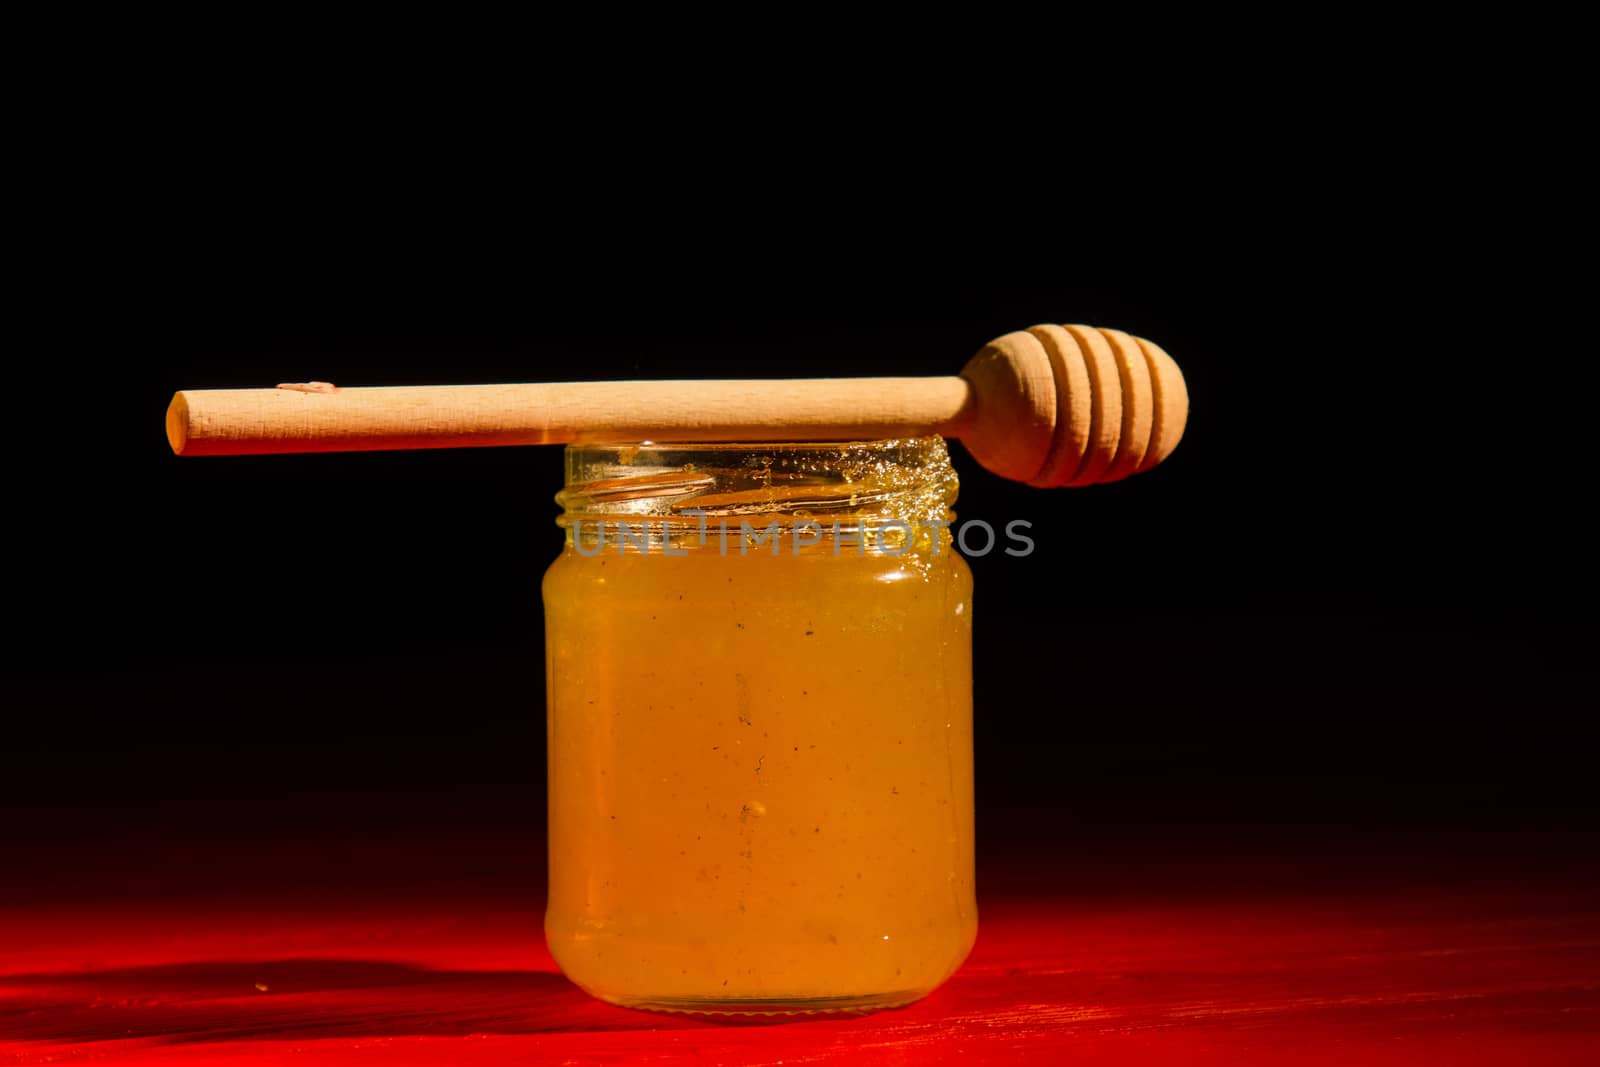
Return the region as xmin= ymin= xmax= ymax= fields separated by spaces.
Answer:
xmin=167 ymin=324 xmax=1187 ymax=487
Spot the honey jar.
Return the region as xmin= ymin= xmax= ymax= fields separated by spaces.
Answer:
xmin=543 ymin=437 xmax=976 ymax=1013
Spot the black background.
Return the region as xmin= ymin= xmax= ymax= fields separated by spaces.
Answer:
xmin=5 ymin=78 xmax=1595 ymax=897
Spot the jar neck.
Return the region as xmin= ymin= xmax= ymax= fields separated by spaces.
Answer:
xmin=555 ymin=438 xmax=959 ymax=554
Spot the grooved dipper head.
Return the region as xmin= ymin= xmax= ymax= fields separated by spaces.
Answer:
xmin=958 ymin=324 xmax=1188 ymax=488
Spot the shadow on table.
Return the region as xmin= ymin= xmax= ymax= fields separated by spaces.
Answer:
xmin=0 ymin=958 xmax=706 ymax=1044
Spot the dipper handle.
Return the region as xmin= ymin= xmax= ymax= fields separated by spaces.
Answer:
xmin=167 ymin=324 xmax=1187 ymax=488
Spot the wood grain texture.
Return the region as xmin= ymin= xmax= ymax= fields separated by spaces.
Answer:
xmin=169 ymin=378 xmax=976 ymax=456
xmin=4 ymin=871 xmax=1596 ymax=1064
xmin=1135 ymin=335 xmax=1190 ymax=474
xmin=1097 ymin=327 xmax=1156 ymax=483
xmin=1060 ymin=324 xmax=1124 ymax=487
xmin=952 ymin=330 xmax=1058 ymax=483
xmin=1024 ymin=324 xmax=1094 ymax=488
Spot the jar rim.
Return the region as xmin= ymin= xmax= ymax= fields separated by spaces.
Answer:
xmin=556 ymin=437 xmax=959 ymax=527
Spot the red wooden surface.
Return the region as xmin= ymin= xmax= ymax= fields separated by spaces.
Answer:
xmin=3 ymin=833 xmax=1598 ymax=1064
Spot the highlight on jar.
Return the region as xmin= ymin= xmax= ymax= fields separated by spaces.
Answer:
xmin=166 ymin=323 xmax=1188 ymax=1015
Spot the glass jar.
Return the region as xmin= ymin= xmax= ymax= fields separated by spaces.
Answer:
xmin=542 ymin=437 xmax=975 ymax=1014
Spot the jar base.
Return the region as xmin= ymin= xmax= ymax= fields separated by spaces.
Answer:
xmin=602 ymin=989 xmax=928 ymax=1017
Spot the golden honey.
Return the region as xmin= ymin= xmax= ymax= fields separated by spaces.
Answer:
xmin=543 ymin=439 xmax=975 ymax=1013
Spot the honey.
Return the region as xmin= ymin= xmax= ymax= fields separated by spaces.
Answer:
xmin=543 ymin=439 xmax=975 ymax=1013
